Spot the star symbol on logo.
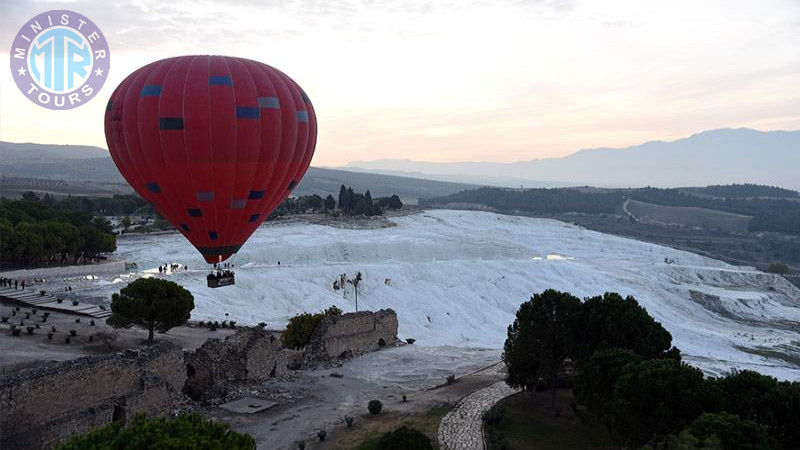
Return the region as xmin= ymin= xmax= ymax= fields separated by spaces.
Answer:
xmin=94 ymin=68 xmax=104 ymax=77
xmin=17 ymin=67 xmax=26 ymax=76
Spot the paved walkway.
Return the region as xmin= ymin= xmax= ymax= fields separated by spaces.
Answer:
xmin=437 ymin=367 xmax=518 ymax=450
xmin=0 ymin=287 xmax=110 ymax=318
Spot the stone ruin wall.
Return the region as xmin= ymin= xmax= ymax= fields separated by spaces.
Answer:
xmin=183 ymin=329 xmax=288 ymax=398
xmin=0 ymin=312 xmax=399 ymax=448
xmin=0 ymin=342 xmax=187 ymax=450
xmin=306 ymin=309 xmax=398 ymax=363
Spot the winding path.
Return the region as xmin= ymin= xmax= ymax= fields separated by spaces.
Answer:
xmin=437 ymin=368 xmax=518 ymax=450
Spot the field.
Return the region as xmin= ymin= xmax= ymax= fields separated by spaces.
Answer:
xmin=625 ymin=200 xmax=751 ymax=233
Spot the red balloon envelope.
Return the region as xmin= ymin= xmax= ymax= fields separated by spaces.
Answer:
xmin=104 ymin=55 xmax=317 ymax=263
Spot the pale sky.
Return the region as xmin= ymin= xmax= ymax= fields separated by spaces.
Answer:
xmin=1 ymin=0 xmax=798 ymax=166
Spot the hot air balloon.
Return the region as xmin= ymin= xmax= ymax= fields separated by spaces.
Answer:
xmin=104 ymin=56 xmax=317 ymax=286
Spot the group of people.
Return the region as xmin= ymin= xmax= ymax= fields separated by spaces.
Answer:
xmin=207 ymin=269 xmax=235 ymax=281
xmin=206 ymin=262 xmax=235 ymax=281
xmin=0 ymin=277 xmax=24 ymax=290
xmin=158 ymin=263 xmax=186 ymax=274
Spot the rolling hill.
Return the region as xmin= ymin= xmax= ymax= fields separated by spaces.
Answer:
xmin=344 ymin=128 xmax=800 ymax=190
xmin=0 ymin=142 xmax=477 ymax=200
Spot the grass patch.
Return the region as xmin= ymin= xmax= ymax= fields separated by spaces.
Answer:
xmin=321 ymin=402 xmax=451 ymax=450
xmin=486 ymin=389 xmax=618 ymax=450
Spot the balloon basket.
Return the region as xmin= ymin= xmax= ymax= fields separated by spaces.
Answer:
xmin=207 ymin=274 xmax=235 ymax=288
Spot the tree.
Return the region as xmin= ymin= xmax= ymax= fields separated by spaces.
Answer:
xmin=387 ymin=194 xmax=403 ymax=210
xmin=347 ymin=271 xmax=363 ymax=311
xmin=573 ymin=347 xmax=642 ymax=417
xmin=338 ymin=184 xmax=349 ymax=212
xmin=607 ymin=358 xmax=709 ymax=446
xmin=503 ymin=289 xmax=581 ymax=408
xmin=574 ymin=292 xmax=674 ymax=363
xmin=713 ymin=370 xmax=800 ymax=448
xmin=324 ymin=194 xmax=336 ymax=211
xmin=766 ymin=262 xmax=790 ymax=275
xmin=684 ymin=412 xmax=774 ymax=450
xmin=121 ymin=216 xmax=132 ymax=232
xmin=55 ymin=413 xmax=255 ymax=450
xmin=107 ymin=278 xmax=194 ymax=342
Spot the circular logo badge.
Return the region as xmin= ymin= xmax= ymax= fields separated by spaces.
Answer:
xmin=9 ymin=10 xmax=110 ymax=110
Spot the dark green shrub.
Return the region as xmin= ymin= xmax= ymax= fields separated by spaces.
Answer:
xmin=374 ymin=425 xmax=433 ymax=450
xmin=1 ymin=316 xmax=7 ymax=323
xmin=11 ymin=326 xmax=21 ymax=337
xmin=258 ymin=322 xmax=267 ymax=328
xmin=317 ymin=430 xmax=327 ymax=442
xmin=72 ymin=300 xmax=79 ymax=306
xmin=54 ymin=413 xmax=256 ymax=449
xmin=26 ymin=326 xmax=35 ymax=335
xmin=685 ymin=412 xmax=774 ymax=450
xmin=406 ymin=338 xmax=415 ymax=344
xmin=345 ymin=415 xmax=354 ymax=427
xmin=69 ymin=329 xmax=77 ymax=336
xmin=282 ymin=313 xmax=325 ymax=349
xmin=368 ymin=399 xmax=383 ymax=415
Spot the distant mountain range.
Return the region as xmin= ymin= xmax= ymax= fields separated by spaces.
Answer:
xmin=0 ymin=142 xmax=474 ymax=200
xmin=342 ymin=128 xmax=800 ymax=190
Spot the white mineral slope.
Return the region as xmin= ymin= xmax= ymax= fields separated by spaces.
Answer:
xmin=82 ymin=210 xmax=800 ymax=380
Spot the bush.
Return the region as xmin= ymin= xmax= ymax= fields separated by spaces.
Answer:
xmin=406 ymin=338 xmax=415 ymax=344
xmin=65 ymin=335 xmax=71 ymax=344
xmin=72 ymin=300 xmax=79 ymax=306
xmin=374 ymin=426 xmax=433 ymax=450
xmin=47 ymin=332 xmax=53 ymax=340
xmin=282 ymin=313 xmax=325 ymax=349
xmin=76 ymin=318 xmax=81 ymax=323
xmin=11 ymin=327 xmax=21 ymax=337
xmin=209 ymin=322 xmax=218 ymax=331
xmin=258 ymin=322 xmax=267 ymax=328
xmin=69 ymin=329 xmax=77 ymax=336
xmin=90 ymin=319 xmax=95 ymax=326
xmin=1 ymin=316 xmax=7 ymax=323
xmin=446 ymin=375 xmax=456 ymax=385
xmin=345 ymin=415 xmax=354 ymax=427
xmin=368 ymin=399 xmax=383 ymax=415
xmin=684 ymin=412 xmax=774 ymax=450
xmin=317 ymin=430 xmax=327 ymax=442
xmin=26 ymin=326 xmax=35 ymax=335
xmin=54 ymin=413 xmax=256 ymax=449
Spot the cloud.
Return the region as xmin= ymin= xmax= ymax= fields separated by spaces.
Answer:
xmin=0 ymin=0 xmax=798 ymax=165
